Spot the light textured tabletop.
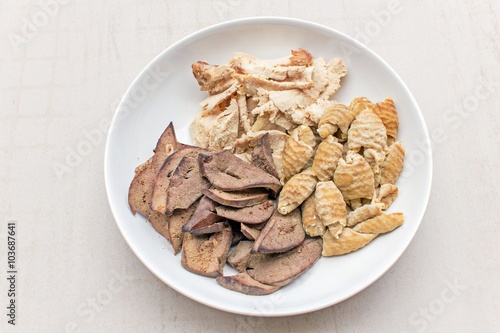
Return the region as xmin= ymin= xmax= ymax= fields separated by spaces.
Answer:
xmin=1 ymin=1 xmax=499 ymax=332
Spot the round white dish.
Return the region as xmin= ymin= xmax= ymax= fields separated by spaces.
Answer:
xmin=104 ymin=17 xmax=432 ymax=316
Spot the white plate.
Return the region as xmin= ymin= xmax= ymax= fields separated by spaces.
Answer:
xmin=104 ymin=17 xmax=432 ymax=316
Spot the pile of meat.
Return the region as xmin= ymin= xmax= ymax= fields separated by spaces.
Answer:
xmin=128 ymin=124 xmax=322 ymax=295
xmin=190 ymin=48 xmax=347 ymax=179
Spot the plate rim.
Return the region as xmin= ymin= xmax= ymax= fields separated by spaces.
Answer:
xmin=104 ymin=16 xmax=433 ymax=316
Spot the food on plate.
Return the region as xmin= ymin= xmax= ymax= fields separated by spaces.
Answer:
xmin=251 ymin=208 xmax=305 ymax=254
xmin=277 ymin=168 xmax=317 ymax=215
xmin=216 ymin=272 xmax=281 ymax=296
xmin=127 ymin=48 xmax=407 ymax=295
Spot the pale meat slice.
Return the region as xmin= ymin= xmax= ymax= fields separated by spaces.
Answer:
xmin=268 ymin=89 xmax=316 ymax=115
xmin=198 ymin=150 xmax=282 ymax=196
xmin=301 ymin=194 xmax=326 ymax=237
xmin=199 ymin=82 xmax=239 ymax=114
xmin=181 ymin=225 xmax=233 ymax=277
xmin=373 ymin=184 xmax=399 ymax=209
xmin=151 ymin=146 xmax=202 ymax=214
xmin=202 ymin=188 xmax=269 ymax=208
xmin=230 ymin=49 xmax=313 ymax=78
xmin=165 ymin=151 xmax=210 ymax=214
xmin=352 ymin=212 xmax=404 ymax=234
xmin=251 ymin=100 xmax=296 ymax=131
xmin=314 ymin=181 xmax=346 ymax=238
xmin=128 ymin=122 xmax=179 ymax=216
xmin=252 ymin=209 xmax=305 ymax=254
xmin=278 ymin=168 xmax=317 ymax=215
xmin=280 ymin=125 xmax=317 ymax=184
xmin=215 ymin=200 xmax=274 ymax=224
xmin=192 ymin=61 xmax=236 ymax=94
xmin=318 ymin=57 xmax=348 ymax=100
xmin=234 ymin=72 xmax=313 ymax=95
xmin=346 ymin=203 xmax=384 ymax=227
xmin=322 ymin=227 xmax=377 ymax=256
xmin=206 ymin=98 xmax=239 ymax=150
xmin=216 ymin=272 xmax=280 ymax=296
xmin=168 ymin=202 xmax=199 ymax=255
xmin=247 ymin=237 xmax=323 ymax=287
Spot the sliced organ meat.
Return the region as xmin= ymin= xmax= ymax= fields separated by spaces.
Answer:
xmin=247 ymin=237 xmax=323 ymax=287
xmin=216 ymin=272 xmax=280 ymax=296
xmin=165 ymin=151 xmax=210 ymax=214
xmin=151 ymin=146 xmax=202 ymax=214
xmin=181 ymin=225 xmax=233 ymax=277
xmin=215 ymin=200 xmax=274 ymax=224
xmin=251 ymin=133 xmax=279 ymax=178
xmin=128 ymin=122 xmax=180 ymax=216
xmin=227 ymin=240 xmax=255 ymax=272
xmin=240 ymin=223 xmax=261 ymax=241
xmin=168 ymin=202 xmax=199 ymax=255
xmin=198 ymin=150 xmax=282 ymax=196
xmin=202 ymin=188 xmax=269 ymax=208
xmin=182 ymin=196 xmax=221 ymax=233
xmin=252 ymin=208 xmax=305 ymax=254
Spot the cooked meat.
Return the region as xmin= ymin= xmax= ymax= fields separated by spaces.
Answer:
xmin=206 ymin=98 xmax=239 ymax=150
xmin=240 ymin=223 xmax=261 ymax=240
xmin=168 ymin=202 xmax=199 ymax=255
xmin=202 ymin=188 xmax=269 ymax=208
xmin=189 ymin=221 xmax=226 ymax=235
xmin=216 ymin=272 xmax=280 ymax=295
xmin=199 ymin=83 xmax=239 ymax=114
xmin=251 ymin=133 xmax=279 ymax=178
xmin=165 ymin=151 xmax=210 ymax=214
xmin=252 ymin=208 xmax=305 ymax=254
xmin=192 ymin=61 xmax=235 ymax=94
xmin=151 ymin=146 xmax=202 ymax=214
xmin=198 ymin=150 xmax=282 ymax=196
xmin=128 ymin=122 xmax=180 ymax=216
xmin=215 ymin=200 xmax=274 ymax=224
xmin=227 ymin=240 xmax=254 ymax=272
xmin=147 ymin=211 xmax=170 ymax=241
xmin=247 ymin=237 xmax=323 ymax=287
xmin=181 ymin=224 xmax=233 ymax=277
xmin=182 ymin=196 xmax=221 ymax=233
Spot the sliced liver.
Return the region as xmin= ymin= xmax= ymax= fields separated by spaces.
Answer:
xmin=202 ymin=188 xmax=269 ymax=208
xmin=215 ymin=200 xmax=274 ymax=224
xmin=216 ymin=272 xmax=280 ymax=295
xmin=252 ymin=208 xmax=305 ymax=254
xmin=247 ymin=237 xmax=323 ymax=287
xmin=181 ymin=224 xmax=233 ymax=277
xmin=198 ymin=150 xmax=282 ymax=196
xmin=165 ymin=151 xmax=210 ymax=214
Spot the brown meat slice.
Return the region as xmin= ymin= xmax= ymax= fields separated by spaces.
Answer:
xmin=247 ymin=237 xmax=323 ymax=287
xmin=240 ymin=223 xmax=261 ymax=240
xmin=202 ymin=188 xmax=269 ymax=208
xmin=216 ymin=272 xmax=280 ymax=295
xmin=182 ymin=196 xmax=221 ymax=233
xmin=128 ymin=122 xmax=179 ymax=216
xmin=227 ymin=240 xmax=255 ymax=272
xmin=181 ymin=225 xmax=233 ymax=277
xmin=189 ymin=222 xmax=226 ymax=235
xmin=147 ymin=211 xmax=170 ymax=241
xmin=215 ymin=200 xmax=274 ymax=224
xmin=151 ymin=146 xmax=202 ymax=214
xmin=165 ymin=151 xmax=210 ymax=215
xmin=168 ymin=202 xmax=199 ymax=255
xmin=198 ymin=150 xmax=282 ymax=196
xmin=251 ymin=133 xmax=279 ymax=178
xmin=252 ymin=208 xmax=305 ymax=254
